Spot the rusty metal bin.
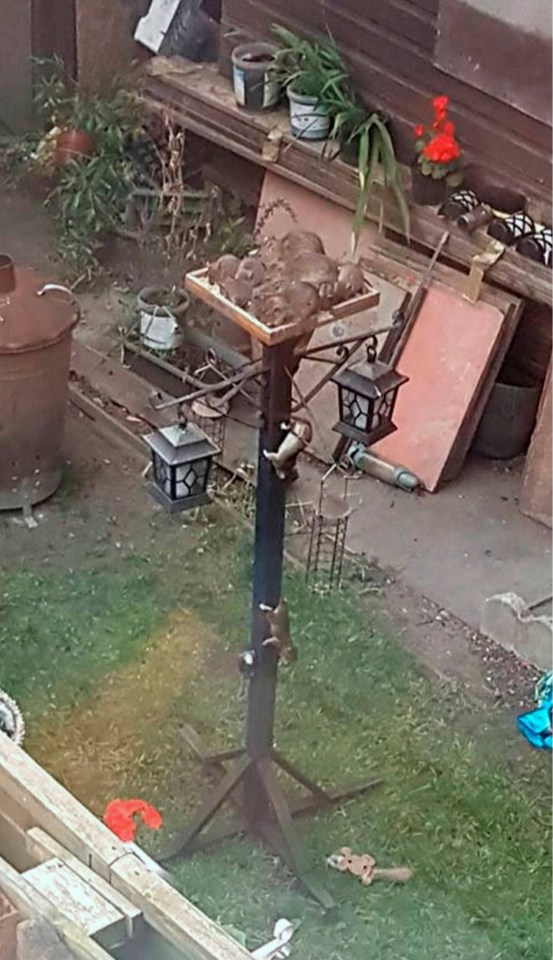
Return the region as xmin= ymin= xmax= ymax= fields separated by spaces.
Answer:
xmin=0 ymin=254 xmax=79 ymax=510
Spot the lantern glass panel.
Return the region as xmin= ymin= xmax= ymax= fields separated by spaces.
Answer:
xmin=153 ymin=453 xmax=172 ymax=497
xmin=341 ymin=388 xmax=370 ymax=432
xmin=174 ymin=457 xmax=210 ymax=499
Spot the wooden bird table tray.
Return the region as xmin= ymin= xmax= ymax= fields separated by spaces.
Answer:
xmin=185 ymin=268 xmax=380 ymax=345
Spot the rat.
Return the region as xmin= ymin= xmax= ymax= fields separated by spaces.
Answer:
xmin=260 ymin=599 xmax=297 ymax=664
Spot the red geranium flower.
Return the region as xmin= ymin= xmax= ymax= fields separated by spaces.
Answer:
xmin=432 ymin=95 xmax=449 ymax=113
xmin=413 ymin=124 xmax=424 ymax=137
xmin=103 ymin=799 xmax=162 ymax=843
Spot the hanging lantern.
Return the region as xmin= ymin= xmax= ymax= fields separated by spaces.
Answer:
xmin=144 ymin=421 xmax=219 ymax=513
xmin=332 ymin=341 xmax=408 ymax=446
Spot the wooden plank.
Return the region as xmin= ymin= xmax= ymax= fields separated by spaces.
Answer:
xmin=228 ymin=0 xmax=437 ymax=50
xmin=26 ymin=828 xmax=143 ymax=940
xmin=0 ymin=735 xmax=125 ymax=881
xmin=23 ymin=859 xmax=126 ymax=948
xmin=110 ymin=854 xmax=252 ymax=960
xmin=223 ymin=0 xmax=549 ymax=152
xmin=0 ymin=855 xmax=113 ymax=960
xmin=373 ymin=286 xmax=520 ymax=490
xmin=520 ymin=362 xmax=552 ymax=528
xmin=68 ymin=385 xmax=149 ymax=464
xmin=435 ymin=0 xmax=552 ymax=126
xmin=71 ymin=341 xmax=174 ymax=430
xmin=0 ymin=740 xmax=251 ymax=960
xmin=142 ymin=61 xmax=552 ymax=305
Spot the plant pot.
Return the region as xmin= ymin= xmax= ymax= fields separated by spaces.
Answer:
xmin=231 ymin=43 xmax=279 ymax=112
xmin=411 ymin=164 xmax=451 ymax=206
xmin=472 ymin=374 xmax=542 ymax=460
xmin=55 ymin=128 xmax=94 ymax=166
xmin=287 ymin=88 xmax=330 ymax=141
xmin=340 ymin=139 xmax=359 ymax=167
xmin=137 ymin=287 xmax=189 ymax=353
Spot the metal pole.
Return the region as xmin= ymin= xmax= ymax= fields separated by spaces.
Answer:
xmin=243 ymin=341 xmax=296 ymax=824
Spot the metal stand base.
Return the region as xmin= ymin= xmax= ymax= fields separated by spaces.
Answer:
xmin=161 ymin=726 xmax=381 ymax=910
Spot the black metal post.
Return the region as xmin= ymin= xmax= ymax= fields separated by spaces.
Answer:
xmin=243 ymin=341 xmax=295 ymax=822
xmin=163 ymin=333 xmax=381 ymax=909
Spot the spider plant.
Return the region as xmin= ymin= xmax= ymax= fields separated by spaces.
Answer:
xmin=271 ymin=25 xmax=347 ymax=100
xmin=327 ymin=89 xmax=410 ymax=249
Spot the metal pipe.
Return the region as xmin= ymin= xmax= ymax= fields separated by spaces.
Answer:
xmin=345 ymin=443 xmax=421 ymax=492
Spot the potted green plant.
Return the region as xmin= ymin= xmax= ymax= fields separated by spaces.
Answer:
xmin=326 ymin=89 xmax=409 ymax=249
xmin=272 ymin=26 xmax=347 ymax=140
xmin=412 ymin=95 xmax=463 ymax=205
xmin=30 ymin=58 xmax=141 ymax=278
xmin=33 ymin=57 xmax=94 ymax=164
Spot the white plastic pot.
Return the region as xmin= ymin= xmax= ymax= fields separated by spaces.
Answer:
xmin=137 ymin=287 xmax=189 ymax=352
xmin=287 ymin=88 xmax=329 ymax=140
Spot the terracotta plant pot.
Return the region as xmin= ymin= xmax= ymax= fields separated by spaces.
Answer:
xmin=55 ymin=128 xmax=94 ymax=166
xmin=411 ymin=163 xmax=451 ymax=206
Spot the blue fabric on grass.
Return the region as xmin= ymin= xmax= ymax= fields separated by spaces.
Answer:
xmin=517 ymin=671 xmax=552 ymax=750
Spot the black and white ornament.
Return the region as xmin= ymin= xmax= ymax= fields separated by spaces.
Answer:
xmin=517 ymin=226 xmax=552 ymax=268
xmin=488 ymin=212 xmax=536 ymax=246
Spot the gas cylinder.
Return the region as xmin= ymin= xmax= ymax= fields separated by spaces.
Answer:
xmin=0 ymin=254 xmax=79 ymax=510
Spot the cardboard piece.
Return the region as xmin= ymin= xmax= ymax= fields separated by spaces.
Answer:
xmin=256 ymin=172 xmax=519 ymax=489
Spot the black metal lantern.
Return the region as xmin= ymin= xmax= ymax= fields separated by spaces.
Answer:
xmin=332 ymin=342 xmax=408 ymax=446
xmin=145 ymin=422 xmax=220 ymax=513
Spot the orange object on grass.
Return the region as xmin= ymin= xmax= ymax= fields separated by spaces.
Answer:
xmin=103 ymin=799 xmax=162 ymax=842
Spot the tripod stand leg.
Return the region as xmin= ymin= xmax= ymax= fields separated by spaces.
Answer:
xmin=161 ymin=755 xmax=252 ymax=862
xmin=256 ymin=760 xmax=335 ymax=911
xmin=272 ymin=750 xmax=331 ymax=804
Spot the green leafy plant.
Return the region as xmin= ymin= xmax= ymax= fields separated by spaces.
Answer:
xmin=31 ymin=57 xmax=141 ymax=279
xmin=272 ymin=27 xmax=408 ymax=250
xmin=271 ymin=25 xmax=347 ymax=99
xmin=327 ymin=90 xmax=410 ymax=247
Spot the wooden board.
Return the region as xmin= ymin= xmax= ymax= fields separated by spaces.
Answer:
xmin=373 ymin=286 xmax=520 ymax=490
xmin=110 ymin=854 xmax=252 ymax=960
xmin=0 ymin=736 xmax=252 ymax=960
xmin=23 ymin=859 xmax=125 ymax=949
xmin=0 ymin=854 xmax=113 ymax=960
xmin=520 ymin=362 xmax=552 ymax=528
xmin=185 ymin=268 xmax=380 ymax=345
xmin=26 ymin=828 xmax=143 ymax=940
xmin=435 ymin=0 xmax=552 ymax=126
xmin=142 ymin=58 xmax=552 ymax=305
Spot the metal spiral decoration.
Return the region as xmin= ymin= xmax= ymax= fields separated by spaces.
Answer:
xmin=0 ymin=690 xmax=25 ymax=747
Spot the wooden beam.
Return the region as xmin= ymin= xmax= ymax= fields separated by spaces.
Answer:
xmin=0 ymin=738 xmax=251 ymax=960
xmin=0 ymin=854 xmax=113 ymax=960
xmin=110 ymin=854 xmax=252 ymax=960
xmin=0 ymin=736 xmax=124 ymax=881
xmin=26 ymin=828 xmax=143 ymax=940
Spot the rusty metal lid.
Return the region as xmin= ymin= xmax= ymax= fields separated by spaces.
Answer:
xmin=0 ymin=254 xmax=79 ymax=354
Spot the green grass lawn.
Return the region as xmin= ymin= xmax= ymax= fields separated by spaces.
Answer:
xmin=0 ymin=507 xmax=550 ymax=960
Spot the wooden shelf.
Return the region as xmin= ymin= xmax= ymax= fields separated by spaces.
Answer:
xmin=143 ymin=57 xmax=552 ymax=307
